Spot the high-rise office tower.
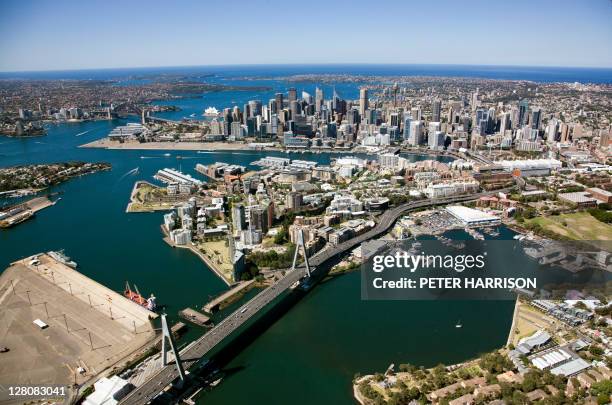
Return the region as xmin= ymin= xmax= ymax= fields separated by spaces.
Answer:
xmin=389 ymin=112 xmax=400 ymax=128
xmin=275 ymin=93 xmax=284 ymax=110
xmin=499 ymin=111 xmax=510 ymax=133
xmin=347 ymin=108 xmax=359 ymax=125
xmin=243 ymin=103 xmax=250 ymax=125
xmin=249 ymin=206 xmax=268 ymax=233
xmin=288 ymin=88 xmax=297 ymax=103
xmin=248 ymin=100 xmax=261 ymax=117
xmin=290 ymin=100 xmax=300 ymax=119
xmin=392 ymin=82 xmax=399 ymax=107
xmin=302 ymin=91 xmax=312 ymax=104
xmin=403 ymin=114 xmax=412 ymax=141
xmin=559 ymin=123 xmax=570 ymax=142
xmin=518 ymin=99 xmax=529 ymax=127
xmin=428 ymin=121 xmax=441 ymax=137
xmin=269 ymin=99 xmax=278 ymax=115
xmin=223 ymin=108 xmax=232 ymax=125
xmin=411 ymin=107 xmax=421 ymax=121
xmin=315 ymin=87 xmax=324 ymax=113
xmin=530 ymin=107 xmax=542 ymax=130
xmin=359 ymin=88 xmax=368 ymax=117
xmin=545 ymin=119 xmax=558 ymax=144
xmin=429 ymin=130 xmax=445 ymax=149
xmin=232 ymin=106 xmax=241 ymax=123
xmin=409 ymin=120 xmax=423 ymax=146
xmin=432 ymin=99 xmax=441 ymax=122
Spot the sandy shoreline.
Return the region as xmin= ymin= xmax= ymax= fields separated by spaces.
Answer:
xmin=80 ymin=138 xmax=278 ymax=152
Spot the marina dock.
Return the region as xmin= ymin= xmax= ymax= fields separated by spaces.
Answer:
xmin=203 ymin=279 xmax=255 ymax=313
xmin=179 ymin=307 xmax=211 ymax=327
xmin=0 ymin=196 xmax=56 ymax=228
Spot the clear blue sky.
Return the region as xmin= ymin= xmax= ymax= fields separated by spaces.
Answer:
xmin=1 ymin=0 xmax=611 ymax=72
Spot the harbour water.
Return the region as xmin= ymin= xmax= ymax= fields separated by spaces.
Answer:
xmin=0 ymin=66 xmax=554 ymax=404
xmin=0 ymin=119 xmax=513 ymax=404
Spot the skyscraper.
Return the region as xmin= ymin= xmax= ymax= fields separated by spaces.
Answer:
xmin=232 ymin=204 xmax=246 ymax=233
xmin=315 ymin=87 xmax=324 ymax=113
xmin=288 ymin=87 xmax=297 ymax=103
xmin=402 ymin=114 xmax=412 ymax=141
xmin=248 ymin=100 xmax=261 ymax=117
xmin=243 ymin=103 xmax=250 ymax=125
xmin=499 ymin=111 xmax=511 ymax=133
xmin=249 ymin=206 xmax=268 ymax=233
xmin=290 ymin=100 xmax=300 ymax=119
xmin=432 ymin=99 xmax=441 ymax=123
xmin=269 ymin=99 xmax=278 ymax=115
xmin=429 ymin=131 xmax=445 ymax=149
xmin=409 ymin=120 xmax=423 ymax=146
xmin=275 ymin=93 xmax=284 ymax=111
xmin=518 ymin=99 xmax=529 ymax=127
xmin=302 ymin=91 xmax=312 ymax=104
xmin=359 ymin=88 xmax=368 ymax=117
xmin=530 ymin=107 xmax=542 ymax=130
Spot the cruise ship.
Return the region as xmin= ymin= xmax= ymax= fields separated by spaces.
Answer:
xmin=203 ymin=107 xmax=219 ymax=117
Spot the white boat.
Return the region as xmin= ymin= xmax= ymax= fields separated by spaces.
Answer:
xmin=203 ymin=107 xmax=219 ymax=117
xmin=163 ymin=153 xmax=171 ymax=157
xmin=48 ymin=250 xmax=77 ymax=268
xmin=455 ymin=320 xmax=462 ymax=328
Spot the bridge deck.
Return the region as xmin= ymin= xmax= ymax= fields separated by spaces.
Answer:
xmin=119 ymin=190 xmax=508 ymax=404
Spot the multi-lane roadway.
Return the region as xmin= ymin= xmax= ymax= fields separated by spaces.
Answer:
xmin=119 ymin=189 xmax=506 ymax=404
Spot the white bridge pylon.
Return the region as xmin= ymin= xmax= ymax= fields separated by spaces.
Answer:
xmin=291 ymin=228 xmax=311 ymax=277
xmin=161 ymin=313 xmax=186 ymax=381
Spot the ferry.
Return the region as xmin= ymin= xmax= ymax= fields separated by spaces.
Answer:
xmin=48 ymin=250 xmax=77 ymax=268
xmin=124 ymin=281 xmax=157 ymax=311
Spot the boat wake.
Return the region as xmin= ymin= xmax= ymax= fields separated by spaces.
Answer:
xmin=75 ymin=129 xmax=92 ymax=137
xmin=118 ymin=167 xmax=140 ymax=182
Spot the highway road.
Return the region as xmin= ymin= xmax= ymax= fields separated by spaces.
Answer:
xmin=119 ymin=189 xmax=507 ymax=404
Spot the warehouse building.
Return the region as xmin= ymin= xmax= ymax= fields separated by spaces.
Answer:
xmin=445 ymin=205 xmax=501 ymax=227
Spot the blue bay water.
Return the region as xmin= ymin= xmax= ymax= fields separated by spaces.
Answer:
xmin=0 ymin=70 xmax=516 ymax=404
xmin=1 ymin=64 xmax=611 ymax=83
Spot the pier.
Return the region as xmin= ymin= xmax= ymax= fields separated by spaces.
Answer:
xmin=179 ymin=308 xmax=210 ymax=327
xmin=0 ymin=254 xmax=158 ymax=400
xmin=203 ymin=279 xmax=255 ymax=313
xmin=119 ymin=189 xmax=511 ymax=405
xmin=0 ymin=196 xmax=56 ymax=228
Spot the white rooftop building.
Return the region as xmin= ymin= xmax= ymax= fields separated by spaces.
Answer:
xmin=154 ymin=168 xmax=203 ymax=186
xmin=445 ymin=206 xmax=501 ymax=226
xmin=496 ymin=159 xmax=562 ymax=177
xmin=84 ymin=376 xmax=133 ymax=405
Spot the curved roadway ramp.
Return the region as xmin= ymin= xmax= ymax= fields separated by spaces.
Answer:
xmin=119 ymin=190 xmax=505 ymax=405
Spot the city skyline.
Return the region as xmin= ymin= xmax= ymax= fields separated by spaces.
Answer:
xmin=1 ymin=0 xmax=611 ymax=72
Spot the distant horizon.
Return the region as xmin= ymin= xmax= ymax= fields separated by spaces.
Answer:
xmin=1 ymin=0 xmax=610 ymax=72
xmin=1 ymin=62 xmax=612 ymax=75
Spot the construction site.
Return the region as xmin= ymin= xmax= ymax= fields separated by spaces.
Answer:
xmin=0 ymin=253 xmax=159 ymax=402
